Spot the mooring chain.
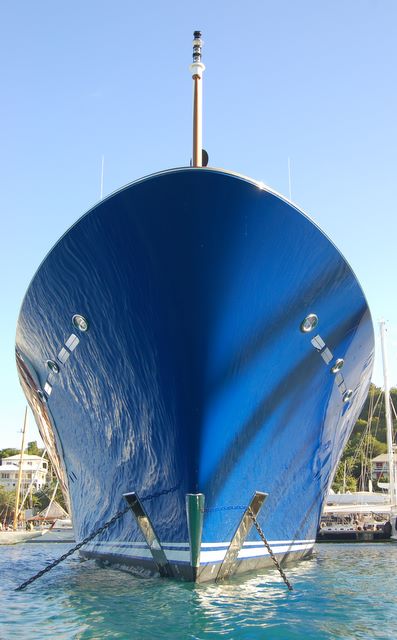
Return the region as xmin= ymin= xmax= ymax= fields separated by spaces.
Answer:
xmin=15 ymin=506 xmax=129 ymax=592
xmin=15 ymin=485 xmax=179 ymax=592
xmin=16 ymin=489 xmax=293 ymax=592
xmin=247 ymin=507 xmax=293 ymax=591
xmin=203 ymin=505 xmax=246 ymax=513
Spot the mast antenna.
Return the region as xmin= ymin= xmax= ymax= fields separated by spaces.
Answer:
xmin=189 ymin=30 xmax=206 ymax=167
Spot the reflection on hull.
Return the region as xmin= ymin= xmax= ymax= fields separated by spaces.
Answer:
xmin=16 ymin=168 xmax=374 ymax=582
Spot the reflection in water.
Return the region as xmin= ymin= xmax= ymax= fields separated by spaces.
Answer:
xmin=2 ymin=544 xmax=396 ymax=639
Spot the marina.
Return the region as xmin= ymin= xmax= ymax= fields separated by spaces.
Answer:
xmin=317 ymin=487 xmax=393 ymax=543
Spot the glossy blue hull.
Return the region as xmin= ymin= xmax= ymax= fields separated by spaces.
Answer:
xmin=16 ymin=168 xmax=374 ymax=581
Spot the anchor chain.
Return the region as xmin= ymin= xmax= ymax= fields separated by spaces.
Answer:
xmin=16 ymin=489 xmax=293 ymax=591
xmin=15 ymin=485 xmax=179 ymax=592
xmin=203 ymin=505 xmax=246 ymax=513
xmin=247 ymin=507 xmax=293 ymax=591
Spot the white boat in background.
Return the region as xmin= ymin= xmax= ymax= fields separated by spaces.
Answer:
xmin=23 ymin=495 xmax=75 ymax=543
xmin=44 ymin=518 xmax=75 ymax=543
xmin=318 ymin=489 xmax=391 ymax=542
xmin=324 ymin=490 xmax=391 ymax=513
xmin=27 ymin=518 xmax=75 ymax=543
xmin=0 ymin=529 xmax=48 ymax=545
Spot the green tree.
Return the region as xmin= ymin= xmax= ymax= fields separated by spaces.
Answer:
xmin=0 ymin=486 xmax=16 ymax=526
xmin=0 ymin=448 xmax=19 ymax=460
xmin=331 ymin=384 xmax=395 ymax=492
xmin=27 ymin=441 xmax=44 ymax=456
xmin=332 ymin=462 xmax=357 ymax=493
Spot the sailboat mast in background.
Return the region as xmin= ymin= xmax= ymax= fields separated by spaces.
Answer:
xmin=13 ymin=407 xmax=28 ymax=530
xmin=379 ymin=320 xmax=396 ymax=508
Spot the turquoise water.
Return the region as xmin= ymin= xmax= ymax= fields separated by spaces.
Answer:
xmin=1 ymin=543 xmax=395 ymax=639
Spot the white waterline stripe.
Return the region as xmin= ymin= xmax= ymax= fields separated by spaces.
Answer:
xmin=83 ymin=538 xmax=315 ymax=550
xmin=201 ymin=542 xmax=314 ymax=564
xmin=83 ymin=543 xmax=313 ymax=565
xmin=84 ymin=545 xmax=191 ymax=562
xmin=201 ymin=539 xmax=315 ymax=548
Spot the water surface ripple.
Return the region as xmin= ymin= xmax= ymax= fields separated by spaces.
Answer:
xmin=1 ymin=543 xmax=395 ymax=639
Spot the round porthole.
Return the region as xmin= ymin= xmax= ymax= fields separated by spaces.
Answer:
xmin=343 ymin=390 xmax=353 ymax=403
xmin=72 ymin=314 xmax=89 ymax=332
xmin=46 ymin=359 xmax=59 ymax=374
xmin=331 ymin=359 xmax=344 ymax=374
xmin=300 ymin=314 xmax=318 ymax=333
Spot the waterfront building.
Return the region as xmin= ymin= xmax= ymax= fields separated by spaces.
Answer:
xmin=0 ymin=454 xmax=48 ymax=493
xmin=371 ymin=446 xmax=397 ymax=483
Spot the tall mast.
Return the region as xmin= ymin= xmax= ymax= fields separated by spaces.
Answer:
xmin=13 ymin=406 xmax=28 ymax=530
xmin=380 ymin=320 xmax=396 ymax=507
xmin=189 ymin=31 xmax=205 ymax=167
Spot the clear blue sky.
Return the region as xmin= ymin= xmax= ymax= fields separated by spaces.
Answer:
xmin=1 ymin=1 xmax=396 ymax=447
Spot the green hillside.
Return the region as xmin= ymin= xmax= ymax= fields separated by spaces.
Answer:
xmin=332 ymin=384 xmax=397 ymax=492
